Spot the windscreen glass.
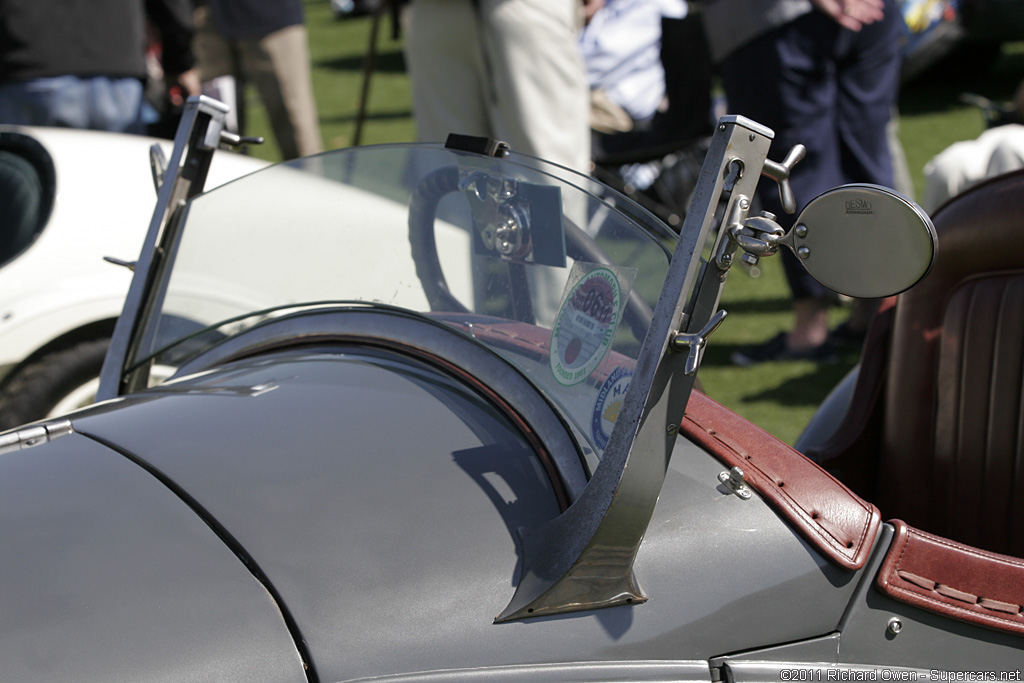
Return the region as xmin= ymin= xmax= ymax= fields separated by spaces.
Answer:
xmin=131 ymin=144 xmax=675 ymax=462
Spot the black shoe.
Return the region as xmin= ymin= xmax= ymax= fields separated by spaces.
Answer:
xmin=731 ymin=332 xmax=838 ymax=367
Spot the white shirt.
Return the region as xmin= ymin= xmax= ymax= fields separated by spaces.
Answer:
xmin=579 ymin=0 xmax=688 ymax=122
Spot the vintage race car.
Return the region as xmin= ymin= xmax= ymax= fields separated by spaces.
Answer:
xmin=1 ymin=98 xmax=1020 ymax=682
xmin=0 ymin=125 xmax=267 ymax=429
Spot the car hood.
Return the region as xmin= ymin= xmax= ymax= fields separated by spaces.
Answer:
xmin=0 ymin=421 xmax=306 ymax=682
xmin=66 ymin=346 xmax=564 ymax=682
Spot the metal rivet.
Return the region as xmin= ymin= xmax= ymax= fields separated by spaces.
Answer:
xmin=795 ymin=224 xmax=808 ymax=238
xmin=887 ymin=617 xmax=903 ymax=635
xmin=797 ymin=246 xmax=811 ymax=259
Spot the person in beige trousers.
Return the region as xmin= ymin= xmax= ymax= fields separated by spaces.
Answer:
xmin=401 ymin=0 xmax=592 ymax=174
xmin=194 ymin=0 xmax=322 ymax=160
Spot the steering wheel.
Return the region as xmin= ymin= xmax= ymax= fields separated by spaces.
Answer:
xmin=408 ymin=166 xmax=656 ymax=342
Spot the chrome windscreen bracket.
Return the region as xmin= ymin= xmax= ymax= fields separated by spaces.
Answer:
xmin=97 ymin=96 xmax=231 ymax=401
xmin=495 ymin=116 xmax=774 ymax=622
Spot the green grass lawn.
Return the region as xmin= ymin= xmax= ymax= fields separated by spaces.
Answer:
xmin=240 ymin=3 xmax=1024 ymax=444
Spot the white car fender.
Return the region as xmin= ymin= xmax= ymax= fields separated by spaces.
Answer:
xmin=0 ymin=125 xmax=267 ymax=421
xmin=0 ymin=277 xmax=130 ymax=370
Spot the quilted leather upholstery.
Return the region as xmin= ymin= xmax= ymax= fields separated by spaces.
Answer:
xmin=876 ymin=169 xmax=1024 ymax=556
xmin=812 ymin=168 xmax=1024 ymax=557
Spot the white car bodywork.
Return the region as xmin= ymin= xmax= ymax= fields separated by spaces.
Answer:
xmin=0 ymin=126 xmax=267 ymax=427
xmin=160 ymin=163 xmax=475 ymax=331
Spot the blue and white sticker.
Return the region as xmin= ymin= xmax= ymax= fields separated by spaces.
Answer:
xmin=550 ymin=266 xmax=622 ymax=386
xmin=591 ymin=366 xmax=632 ymax=452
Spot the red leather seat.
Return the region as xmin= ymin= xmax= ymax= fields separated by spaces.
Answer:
xmin=804 ymin=168 xmax=1024 ymax=557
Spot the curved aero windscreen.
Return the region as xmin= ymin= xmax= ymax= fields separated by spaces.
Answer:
xmin=133 ymin=143 xmax=676 ymax=462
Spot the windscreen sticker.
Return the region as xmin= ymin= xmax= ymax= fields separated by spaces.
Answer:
xmin=550 ymin=264 xmax=623 ymax=386
xmin=591 ymin=366 xmax=632 ymax=452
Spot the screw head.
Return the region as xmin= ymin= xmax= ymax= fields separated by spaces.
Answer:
xmin=887 ymin=617 xmax=903 ymax=635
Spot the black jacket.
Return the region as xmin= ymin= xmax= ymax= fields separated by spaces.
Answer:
xmin=0 ymin=0 xmax=194 ymax=82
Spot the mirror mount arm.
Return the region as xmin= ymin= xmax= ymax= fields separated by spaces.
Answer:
xmin=716 ymin=210 xmax=787 ymax=271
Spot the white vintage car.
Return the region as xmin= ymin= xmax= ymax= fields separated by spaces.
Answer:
xmin=0 ymin=125 xmax=266 ymax=429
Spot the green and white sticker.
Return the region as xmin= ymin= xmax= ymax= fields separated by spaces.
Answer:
xmin=550 ymin=265 xmax=622 ymax=386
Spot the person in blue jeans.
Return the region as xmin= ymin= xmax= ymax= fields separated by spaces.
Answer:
xmin=0 ymin=0 xmax=198 ymax=134
xmin=702 ymin=0 xmax=903 ymax=364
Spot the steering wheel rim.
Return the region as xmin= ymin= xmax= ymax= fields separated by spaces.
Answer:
xmin=407 ymin=165 xmax=656 ymax=341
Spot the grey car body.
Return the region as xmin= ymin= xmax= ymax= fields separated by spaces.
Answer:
xmin=1 ymin=99 xmax=1020 ymax=682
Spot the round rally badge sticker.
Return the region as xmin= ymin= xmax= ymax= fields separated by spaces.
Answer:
xmin=550 ymin=267 xmax=622 ymax=386
xmin=591 ymin=366 xmax=632 ymax=451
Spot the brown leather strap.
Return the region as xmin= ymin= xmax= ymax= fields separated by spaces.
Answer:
xmin=877 ymin=520 xmax=1024 ymax=635
xmin=682 ymin=391 xmax=881 ymax=570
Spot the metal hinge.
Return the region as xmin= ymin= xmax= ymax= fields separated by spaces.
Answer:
xmin=0 ymin=419 xmax=74 ymax=455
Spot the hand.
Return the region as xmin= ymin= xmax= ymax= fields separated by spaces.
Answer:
xmin=811 ymin=0 xmax=885 ymax=31
xmin=582 ymin=0 xmax=605 ymax=24
xmin=162 ymin=69 xmax=201 ymax=109
xmin=174 ymin=69 xmax=202 ymax=101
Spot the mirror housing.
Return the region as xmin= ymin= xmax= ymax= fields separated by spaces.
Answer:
xmin=779 ymin=184 xmax=937 ymax=299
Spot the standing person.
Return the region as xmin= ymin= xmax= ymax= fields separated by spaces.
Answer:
xmin=400 ymin=0 xmax=592 ymax=175
xmin=580 ymin=0 xmax=689 ymax=131
xmin=702 ymin=0 xmax=903 ymax=364
xmin=195 ymin=0 xmax=322 ymax=160
xmin=0 ymin=0 xmax=199 ymax=133
xmin=920 ymin=79 xmax=1024 ymax=214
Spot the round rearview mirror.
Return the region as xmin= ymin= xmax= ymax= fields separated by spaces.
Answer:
xmin=779 ymin=184 xmax=937 ymax=299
